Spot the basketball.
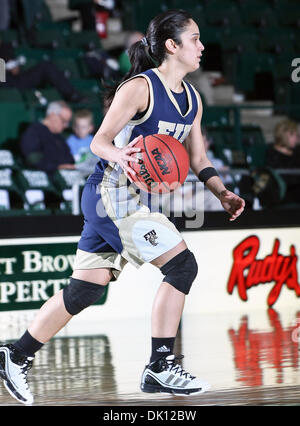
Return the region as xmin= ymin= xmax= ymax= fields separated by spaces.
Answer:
xmin=130 ymin=134 xmax=190 ymax=194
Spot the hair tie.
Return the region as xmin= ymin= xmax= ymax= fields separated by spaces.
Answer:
xmin=141 ymin=37 xmax=149 ymax=47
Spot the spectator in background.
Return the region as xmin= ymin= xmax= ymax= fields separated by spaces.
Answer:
xmin=67 ymin=109 xmax=99 ymax=175
xmin=264 ymin=119 xmax=300 ymax=205
xmin=118 ymin=31 xmax=144 ymax=75
xmin=20 ymin=101 xmax=75 ymax=175
xmin=67 ymin=109 xmax=94 ymax=162
xmin=0 ymin=40 xmax=87 ymax=104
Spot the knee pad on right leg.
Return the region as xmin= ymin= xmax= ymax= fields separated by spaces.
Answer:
xmin=63 ymin=277 xmax=106 ymax=315
xmin=160 ymin=249 xmax=198 ymax=295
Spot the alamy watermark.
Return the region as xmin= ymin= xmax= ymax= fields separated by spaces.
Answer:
xmin=291 ymin=58 xmax=300 ymax=83
xmin=95 ymin=180 xmax=205 ymax=229
xmin=0 ymin=57 xmax=6 ymax=82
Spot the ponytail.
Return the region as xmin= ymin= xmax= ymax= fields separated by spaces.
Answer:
xmin=105 ymin=38 xmax=155 ymax=106
xmin=104 ymin=9 xmax=192 ymax=106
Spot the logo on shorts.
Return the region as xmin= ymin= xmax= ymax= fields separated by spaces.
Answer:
xmin=144 ymin=229 xmax=158 ymax=246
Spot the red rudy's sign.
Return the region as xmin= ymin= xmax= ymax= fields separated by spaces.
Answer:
xmin=227 ymin=236 xmax=300 ymax=307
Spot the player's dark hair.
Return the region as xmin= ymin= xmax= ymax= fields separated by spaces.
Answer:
xmin=105 ymin=9 xmax=193 ymax=106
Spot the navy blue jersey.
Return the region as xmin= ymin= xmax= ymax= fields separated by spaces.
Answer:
xmin=88 ymin=68 xmax=199 ymax=187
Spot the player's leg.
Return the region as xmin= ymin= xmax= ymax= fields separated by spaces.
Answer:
xmin=150 ymin=240 xmax=187 ymax=340
xmin=0 ymin=267 xmax=112 ymax=405
xmin=117 ymin=210 xmax=209 ymax=395
xmin=141 ymin=241 xmax=210 ymax=395
xmin=28 ymin=267 xmax=113 ymax=343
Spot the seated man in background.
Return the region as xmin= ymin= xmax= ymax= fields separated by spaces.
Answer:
xmin=20 ymin=101 xmax=75 ymax=175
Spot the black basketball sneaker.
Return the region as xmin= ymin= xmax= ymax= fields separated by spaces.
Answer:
xmin=0 ymin=344 xmax=34 ymax=405
xmin=140 ymin=354 xmax=210 ymax=395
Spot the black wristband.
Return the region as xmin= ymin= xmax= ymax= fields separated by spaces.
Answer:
xmin=198 ymin=167 xmax=219 ymax=183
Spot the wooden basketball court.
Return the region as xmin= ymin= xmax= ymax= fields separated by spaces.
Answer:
xmin=0 ymin=305 xmax=299 ymax=406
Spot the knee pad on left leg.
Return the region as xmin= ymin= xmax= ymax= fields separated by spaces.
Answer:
xmin=160 ymin=249 xmax=198 ymax=295
xmin=63 ymin=277 xmax=106 ymax=315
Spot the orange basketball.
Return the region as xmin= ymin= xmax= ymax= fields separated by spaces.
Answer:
xmin=130 ymin=134 xmax=190 ymax=194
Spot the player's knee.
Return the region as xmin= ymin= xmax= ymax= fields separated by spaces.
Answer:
xmin=63 ymin=277 xmax=106 ymax=315
xmin=160 ymin=248 xmax=198 ymax=295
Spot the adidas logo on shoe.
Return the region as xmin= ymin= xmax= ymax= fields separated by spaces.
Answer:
xmin=156 ymin=345 xmax=170 ymax=353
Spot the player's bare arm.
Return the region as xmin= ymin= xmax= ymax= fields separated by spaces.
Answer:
xmin=185 ymin=92 xmax=245 ymax=221
xmin=90 ymin=77 xmax=149 ymax=177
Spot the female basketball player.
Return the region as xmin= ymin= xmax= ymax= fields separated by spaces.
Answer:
xmin=0 ymin=10 xmax=245 ymax=404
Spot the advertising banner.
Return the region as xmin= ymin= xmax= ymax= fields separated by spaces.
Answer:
xmin=0 ymin=237 xmax=108 ymax=311
xmin=184 ymin=227 xmax=300 ymax=313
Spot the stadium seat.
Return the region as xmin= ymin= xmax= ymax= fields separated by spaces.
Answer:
xmin=240 ymin=1 xmax=279 ymax=27
xmin=221 ymin=26 xmax=258 ymax=53
xmin=0 ymin=168 xmax=25 ymax=210
xmin=205 ymin=126 xmax=236 ymax=165
xmin=170 ymin=1 xmax=205 ymax=27
xmin=22 ymin=87 xmax=62 ymax=109
xmin=202 ymin=106 xmax=231 ymax=127
xmin=0 ymin=88 xmax=23 ymax=103
xmin=0 ymin=150 xmax=21 ymax=170
xmin=120 ymin=0 xmax=140 ymax=30
xmin=205 ymin=125 xmax=267 ymax=168
xmin=241 ymin=125 xmax=267 ymax=168
xmin=20 ymin=0 xmax=52 ymax=30
xmin=0 ymin=90 xmax=31 ymax=146
xmin=32 ymin=29 xmax=67 ymax=49
xmin=235 ymin=52 xmax=275 ymax=92
xmin=50 ymin=48 xmax=83 ymax=60
xmin=257 ymin=28 xmax=296 ymax=54
xmin=70 ymin=78 xmax=101 ymax=91
xmin=135 ymin=0 xmax=170 ymax=32
xmin=51 ymin=169 xmax=85 ymax=213
xmin=14 ymin=47 xmax=52 ymax=61
xmin=66 ymin=31 xmax=102 ymax=51
xmin=17 ymin=169 xmax=61 ymax=212
xmin=52 ymin=58 xmax=81 ymax=80
xmin=0 ymin=30 xmax=20 ymax=48
xmin=221 ymin=27 xmax=258 ymax=83
xmin=204 ymin=1 xmax=242 ymax=27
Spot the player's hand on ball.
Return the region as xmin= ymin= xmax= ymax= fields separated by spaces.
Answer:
xmin=219 ymin=189 xmax=245 ymax=221
xmin=116 ymin=135 xmax=142 ymax=181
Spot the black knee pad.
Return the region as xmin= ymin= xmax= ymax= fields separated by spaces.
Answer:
xmin=63 ymin=277 xmax=106 ymax=315
xmin=160 ymin=249 xmax=198 ymax=295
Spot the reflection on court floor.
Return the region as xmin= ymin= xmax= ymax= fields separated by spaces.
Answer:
xmin=0 ymin=306 xmax=300 ymax=405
